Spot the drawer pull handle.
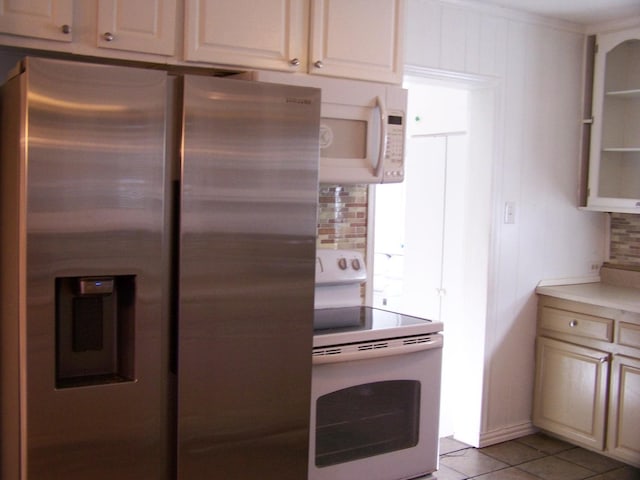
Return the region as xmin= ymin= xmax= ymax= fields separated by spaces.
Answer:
xmin=569 ymin=320 xmax=578 ymax=327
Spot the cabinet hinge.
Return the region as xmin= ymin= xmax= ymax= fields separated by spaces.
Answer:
xmin=594 ymin=43 xmax=599 ymax=54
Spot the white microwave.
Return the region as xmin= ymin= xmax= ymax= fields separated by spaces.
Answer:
xmin=246 ymin=71 xmax=407 ymax=184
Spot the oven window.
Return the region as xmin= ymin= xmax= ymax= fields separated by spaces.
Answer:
xmin=315 ymin=380 xmax=420 ymax=467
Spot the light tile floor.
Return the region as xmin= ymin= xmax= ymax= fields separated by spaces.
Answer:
xmin=424 ymin=433 xmax=640 ymax=480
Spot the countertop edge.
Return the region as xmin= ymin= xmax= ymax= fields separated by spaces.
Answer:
xmin=536 ymin=282 xmax=640 ymax=314
xmin=537 ymin=276 xmax=600 ymax=287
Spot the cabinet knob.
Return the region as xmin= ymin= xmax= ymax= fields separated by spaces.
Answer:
xmin=289 ymin=58 xmax=301 ymax=67
xmin=103 ymin=32 xmax=115 ymax=42
xmin=61 ymin=24 xmax=71 ymax=35
xmin=599 ymin=356 xmax=608 ymax=363
xmin=569 ymin=319 xmax=578 ymax=327
xmin=314 ymin=60 xmax=324 ymax=69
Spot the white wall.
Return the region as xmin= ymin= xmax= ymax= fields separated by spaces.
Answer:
xmin=406 ymin=0 xmax=608 ymax=446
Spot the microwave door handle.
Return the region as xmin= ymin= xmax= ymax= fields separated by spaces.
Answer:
xmin=374 ymin=95 xmax=388 ymax=181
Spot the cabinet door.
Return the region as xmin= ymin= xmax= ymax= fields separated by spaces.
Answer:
xmin=587 ymin=27 xmax=640 ymax=213
xmin=184 ymin=0 xmax=308 ymax=71
xmin=309 ymin=0 xmax=404 ymax=84
xmin=97 ymin=0 xmax=177 ymax=56
xmin=607 ymin=355 xmax=640 ymax=467
xmin=532 ymin=337 xmax=609 ymax=450
xmin=0 ymin=0 xmax=72 ymax=42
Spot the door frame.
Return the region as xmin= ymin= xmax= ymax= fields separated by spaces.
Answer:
xmin=366 ymin=64 xmax=501 ymax=445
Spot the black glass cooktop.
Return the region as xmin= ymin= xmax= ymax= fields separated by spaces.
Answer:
xmin=313 ymin=306 xmax=442 ymax=346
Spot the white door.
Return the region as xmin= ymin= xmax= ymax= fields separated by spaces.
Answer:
xmin=371 ymin=81 xmax=470 ymax=439
xmin=97 ymin=0 xmax=177 ymax=55
xmin=402 ymin=135 xmax=447 ymax=321
xmin=0 ymin=0 xmax=73 ymax=42
xmin=372 ymin=133 xmax=466 ymax=321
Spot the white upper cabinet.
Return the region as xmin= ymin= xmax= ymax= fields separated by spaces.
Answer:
xmin=0 ymin=0 xmax=404 ymax=82
xmin=184 ymin=0 xmax=404 ymax=83
xmin=0 ymin=0 xmax=73 ymax=42
xmin=97 ymin=0 xmax=177 ymax=56
xmin=587 ymin=27 xmax=640 ymax=213
xmin=184 ymin=0 xmax=309 ymax=72
xmin=309 ymin=0 xmax=404 ymax=83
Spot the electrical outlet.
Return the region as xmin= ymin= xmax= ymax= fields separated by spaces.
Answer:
xmin=589 ymin=262 xmax=600 ymax=273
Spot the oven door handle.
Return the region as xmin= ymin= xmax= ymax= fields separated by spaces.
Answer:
xmin=312 ymin=335 xmax=443 ymax=365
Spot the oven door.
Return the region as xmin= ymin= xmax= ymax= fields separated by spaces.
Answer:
xmin=309 ymin=334 xmax=443 ymax=480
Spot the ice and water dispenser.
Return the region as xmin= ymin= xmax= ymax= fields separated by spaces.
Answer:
xmin=56 ymin=275 xmax=136 ymax=388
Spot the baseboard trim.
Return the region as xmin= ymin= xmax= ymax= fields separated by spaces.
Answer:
xmin=478 ymin=422 xmax=538 ymax=448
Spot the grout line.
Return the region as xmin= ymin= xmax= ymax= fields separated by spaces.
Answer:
xmin=439 ymin=435 xmax=640 ymax=480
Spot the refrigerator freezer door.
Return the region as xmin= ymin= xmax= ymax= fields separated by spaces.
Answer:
xmin=178 ymin=76 xmax=320 ymax=478
xmin=0 ymin=58 xmax=170 ymax=479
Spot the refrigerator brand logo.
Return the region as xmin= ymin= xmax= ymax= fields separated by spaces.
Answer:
xmin=286 ymin=97 xmax=312 ymax=105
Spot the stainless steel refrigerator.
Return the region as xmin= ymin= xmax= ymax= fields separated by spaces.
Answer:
xmin=0 ymin=57 xmax=319 ymax=479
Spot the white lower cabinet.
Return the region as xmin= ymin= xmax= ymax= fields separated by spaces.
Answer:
xmin=534 ymin=296 xmax=640 ymax=468
xmin=533 ymin=337 xmax=609 ymax=450
xmin=607 ymin=355 xmax=640 ymax=465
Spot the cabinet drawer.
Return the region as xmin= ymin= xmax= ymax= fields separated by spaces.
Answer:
xmin=540 ymin=307 xmax=613 ymax=342
xmin=618 ymin=322 xmax=640 ymax=349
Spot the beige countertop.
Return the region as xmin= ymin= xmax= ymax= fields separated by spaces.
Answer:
xmin=536 ymin=264 xmax=640 ymax=314
xmin=536 ymin=281 xmax=640 ymax=314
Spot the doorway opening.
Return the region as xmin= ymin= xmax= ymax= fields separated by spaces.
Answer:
xmin=367 ymin=72 xmax=497 ymax=444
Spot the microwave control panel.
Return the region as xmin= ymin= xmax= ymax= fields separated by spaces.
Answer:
xmin=382 ymin=112 xmax=405 ymax=183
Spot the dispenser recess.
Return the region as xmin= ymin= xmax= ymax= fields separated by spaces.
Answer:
xmin=56 ymin=275 xmax=136 ymax=388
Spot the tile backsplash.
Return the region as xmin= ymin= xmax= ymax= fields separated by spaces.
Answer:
xmin=609 ymin=213 xmax=640 ymax=267
xmin=317 ymin=184 xmax=367 ymax=252
xmin=315 ymin=192 xmax=640 ymax=270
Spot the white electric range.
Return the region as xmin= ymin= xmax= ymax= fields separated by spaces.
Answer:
xmin=309 ymin=249 xmax=443 ymax=480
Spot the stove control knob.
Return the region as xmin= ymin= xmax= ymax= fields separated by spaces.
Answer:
xmin=338 ymin=257 xmax=348 ymax=270
xmin=351 ymin=258 xmax=361 ymax=270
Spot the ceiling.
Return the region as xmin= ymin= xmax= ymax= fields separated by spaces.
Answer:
xmin=474 ymin=0 xmax=640 ymax=25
